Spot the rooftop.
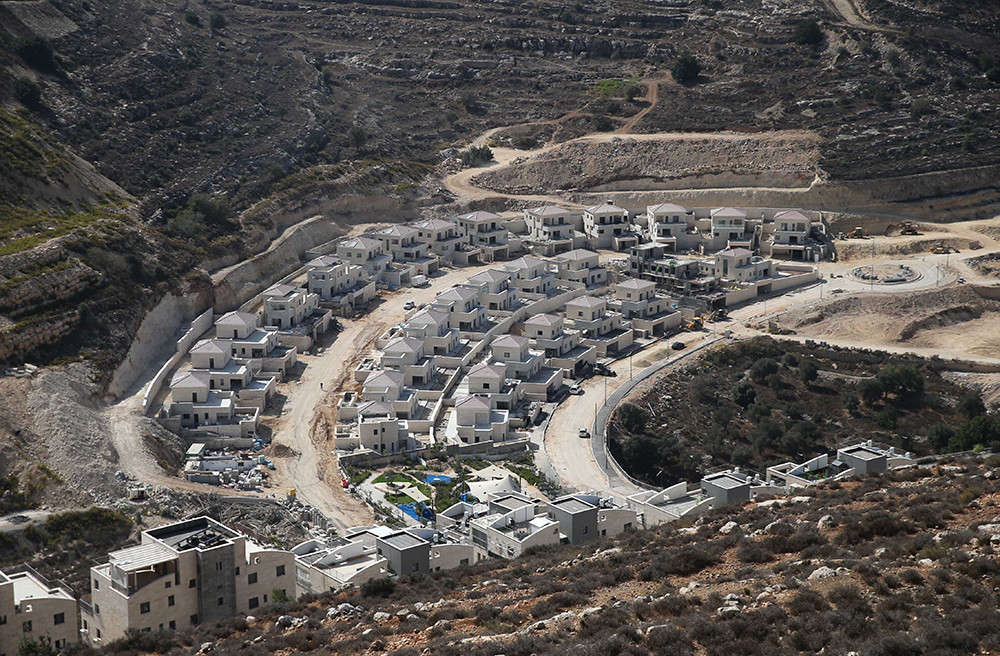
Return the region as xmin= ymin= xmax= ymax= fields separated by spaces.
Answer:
xmin=364 ymin=369 xmax=406 ymax=389
xmin=455 ymin=395 xmax=492 ymax=410
xmin=550 ymin=497 xmax=594 ymax=514
xmin=437 ymin=286 xmax=480 ymax=303
xmin=379 ymin=531 xmax=428 ymax=550
xmin=553 ymin=249 xmax=598 ymax=261
xmin=566 ymin=295 xmax=605 ymax=308
xmin=108 ymin=543 xmax=178 ymax=571
xmin=524 ymin=313 xmax=562 ymax=327
xmin=170 ymin=370 xmax=212 ymax=387
xmin=526 ymin=205 xmax=569 ymax=217
xmin=379 ymin=225 xmax=420 ymax=238
xmin=504 ymin=255 xmax=547 ymax=270
xmin=7 ymin=569 xmax=74 ymax=602
xmin=413 ymin=218 xmax=456 ymax=230
xmin=147 ymin=517 xmax=240 ymax=550
xmin=263 ymin=283 xmax=300 ymax=298
xmin=718 ymin=247 xmax=754 ymax=257
xmin=216 ymin=311 xmax=259 ymax=328
xmin=190 ymin=338 xmax=231 ymax=355
xmin=492 ymin=334 xmax=530 ymax=349
xmin=585 ymin=202 xmax=626 ymax=214
xmin=457 ymin=210 xmax=502 ymax=223
xmin=468 ymin=269 xmax=512 ymax=284
xmin=648 ymin=202 xmax=687 ymax=214
xmin=617 ymin=278 xmax=654 ymax=290
xmin=711 ymin=207 xmax=747 ymax=218
xmin=469 ymin=362 xmax=507 ymax=378
xmin=340 ymin=236 xmax=383 ymax=250
xmin=307 ymin=255 xmax=342 ymax=268
xmin=384 ymin=337 xmax=425 ymax=354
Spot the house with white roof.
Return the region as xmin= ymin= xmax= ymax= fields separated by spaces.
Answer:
xmin=293 ymin=535 xmax=388 ymax=594
xmin=376 ymin=225 xmax=439 ymax=276
xmin=612 ymin=278 xmax=681 ymax=337
xmin=461 ymin=269 xmax=519 ymax=312
xmin=583 ymin=202 xmax=636 ymax=250
xmin=305 ymin=255 xmax=375 ymax=313
xmin=451 ymin=395 xmax=510 ymax=444
xmin=490 ymin=334 xmax=562 ymax=401
xmin=550 ymin=249 xmax=607 ymax=287
xmin=501 ymin=255 xmax=556 ymax=296
xmin=523 ymin=313 xmax=596 ymax=376
xmin=0 ymin=565 xmax=79 ymax=651
xmin=454 ymin=211 xmax=510 ymax=261
xmin=429 ymin=287 xmax=487 ymax=332
xmin=564 ymin=295 xmax=633 ymax=357
xmin=627 ymin=482 xmax=714 ymax=528
xmin=403 ymin=309 xmax=460 ymax=357
xmin=468 ymin=499 xmax=560 ymax=560
xmin=412 ymin=218 xmax=467 ymax=263
xmin=380 ymin=336 xmax=435 ymax=387
xmin=546 ymin=494 xmax=636 ymax=543
xmin=336 ymin=236 xmax=392 ymax=280
xmin=523 ymin=205 xmax=585 ymax=254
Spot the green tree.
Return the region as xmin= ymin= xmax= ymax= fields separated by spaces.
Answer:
xmin=13 ymin=77 xmax=41 ymax=107
xmin=876 ymin=365 xmax=924 ymax=399
xmin=621 ymin=434 xmax=660 ymax=477
xmin=348 ymin=125 xmax=368 ymax=148
xmin=616 ymin=402 xmax=649 ymax=434
xmin=13 ymin=35 xmax=57 ymax=73
xmin=876 ymin=406 xmax=898 ymax=430
xmin=958 ymin=392 xmax=987 ymax=419
xmin=750 ymin=358 xmax=779 ymax=382
xmin=671 ymin=54 xmax=700 ymax=85
xmin=858 ymin=378 xmax=884 ymax=405
xmin=793 ymin=18 xmax=823 ymax=46
xmin=18 ymin=635 xmax=59 ymax=656
xmin=949 ymin=416 xmax=1000 ymax=452
xmin=732 ymin=380 xmax=756 ymax=408
xmin=799 ymin=360 xmax=819 ymax=385
xmin=184 ymin=10 xmax=201 ymax=25
xmin=841 ymin=392 xmax=860 ymax=414
xmin=928 ymin=423 xmax=954 ymax=452
xmin=460 ymin=145 xmax=493 ymax=166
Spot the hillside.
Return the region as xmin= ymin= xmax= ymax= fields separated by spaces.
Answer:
xmin=59 ymin=457 xmax=1000 ymax=656
xmin=610 ymin=337 xmax=998 ymax=486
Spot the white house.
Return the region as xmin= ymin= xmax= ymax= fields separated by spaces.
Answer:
xmin=412 ymin=218 xmax=467 ymax=263
xmin=501 ymin=255 xmax=556 ymax=296
xmin=454 ymin=211 xmax=510 ymax=261
xmin=564 ymin=295 xmax=633 ymax=357
xmin=306 ymin=256 xmax=376 ymax=313
xmin=490 ymin=334 xmax=562 ymax=401
xmin=583 ymin=202 xmax=635 ymax=250
xmin=550 ymin=249 xmax=607 ymax=287
xmin=613 ymin=278 xmax=681 ymax=337
xmin=376 ymin=225 xmax=439 ymax=276
xmin=522 ymin=313 xmax=596 ymax=376
xmin=429 ymin=287 xmax=487 ymax=332
xmin=337 ymin=237 xmax=392 ymax=280
xmin=462 ymin=269 xmax=519 ymax=312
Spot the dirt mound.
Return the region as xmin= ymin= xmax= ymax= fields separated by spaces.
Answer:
xmin=783 ymin=286 xmax=1000 ymax=350
xmin=268 ymin=443 xmax=300 ymax=459
xmin=471 ymin=132 xmax=821 ymax=194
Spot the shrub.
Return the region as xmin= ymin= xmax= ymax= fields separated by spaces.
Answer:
xmin=617 ymin=403 xmax=649 ymax=433
xmin=13 ymin=77 xmax=41 ymax=107
xmin=841 ymin=392 xmax=860 ymax=413
xmin=671 ymin=54 xmax=700 ymax=84
xmin=209 ymin=11 xmax=226 ymax=29
xmin=876 ymin=406 xmax=898 ymax=430
xmin=799 ymin=360 xmax=819 ymax=384
xmin=13 ymin=36 xmax=57 ymax=73
xmin=732 ymin=381 xmax=756 ymax=408
xmin=750 ymin=358 xmax=779 ymax=382
xmin=184 ymin=10 xmax=200 ymax=25
xmin=348 ymin=125 xmax=367 ymax=148
xmin=958 ymin=392 xmax=987 ymax=419
xmin=460 ymin=145 xmax=493 ymax=166
xmin=858 ymin=378 xmax=884 ymax=405
xmin=530 ymin=591 xmax=587 ymax=618
xmin=361 ymin=577 xmax=395 ymax=597
xmin=910 ymin=98 xmax=932 ymax=119
xmin=793 ymin=19 xmax=823 ymax=46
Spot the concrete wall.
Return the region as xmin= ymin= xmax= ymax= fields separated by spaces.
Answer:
xmin=140 ymin=308 xmax=215 ymax=414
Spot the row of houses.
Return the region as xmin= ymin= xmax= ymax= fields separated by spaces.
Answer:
xmin=523 ymin=202 xmax=829 ymax=262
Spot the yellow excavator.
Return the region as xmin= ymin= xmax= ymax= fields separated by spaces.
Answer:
xmin=845 ymin=226 xmax=868 ymax=239
xmin=685 ymin=315 xmax=704 ymax=331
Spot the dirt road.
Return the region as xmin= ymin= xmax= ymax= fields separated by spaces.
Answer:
xmin=265 ymin=262 xmax=501 ymax=531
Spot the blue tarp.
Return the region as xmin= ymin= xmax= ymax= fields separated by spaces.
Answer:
xmin=425 ymin=474 xmax=452 ymax=484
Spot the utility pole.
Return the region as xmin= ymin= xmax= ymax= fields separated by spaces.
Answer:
xmin=629 ymin=351 xmax=633 ymax=379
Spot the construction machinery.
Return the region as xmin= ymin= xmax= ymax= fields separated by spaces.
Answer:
xmin=931 ymin=243 xmax=955 ymax=255
xmin=845 ymin=226 xmax=869 ymax=239
xmin=885 ymin=221 xmax=919 ymax=236
xmin=707 ymin=308 xmax=728 ymax=322
xmin=685 ymin=315 xmax=704 ymax=331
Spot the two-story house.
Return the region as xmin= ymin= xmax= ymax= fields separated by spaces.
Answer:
xmin=501 ymin=255 xmax=556 ymax=296
xmin=305 ymin=256 xmax=375 ymax=313
xmin=613 ymin=278 xmax=681 ymax=337
xmin=461 ymin=269 xmax=518 ymax=312
xmin=522 ymin=313 xmax=596 ymax=376
xmin=490 ymin=334 xmax=562 ymax=401
xmin=583 ymin=202 xmax=635 ymax=250
xmin=412 ymin=218 xmax=467 ymax=263
xmin=550 ymin=249 xmax=607 ymax=287
xmin=429 ymin=287 xmax=487 ymax=332
xmin=454 ymin=211 xmax=509 ymax=261
xmin=336 ymin=237 xmax=392 ymax=280
xmin=376 ymin=225 xmax=439 ymax=276
xmin=564 ymin=295 xmax=633 ymax=357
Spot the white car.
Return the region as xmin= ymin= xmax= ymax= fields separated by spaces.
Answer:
xmin=569 ymin=384 xmax=583 ymax=395
xmin=403 ymin=300 xmax=416 ymax=310
xmin=578 ymin=427 xmax=590 ymax=439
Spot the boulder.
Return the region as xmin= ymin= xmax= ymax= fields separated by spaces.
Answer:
xmin=807 ymin=566 xmax=836 ymax=580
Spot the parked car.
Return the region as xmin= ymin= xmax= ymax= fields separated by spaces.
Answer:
xmin=403 ymin=300 xmax=416 ymax=310
xmin=671 ymin=341 xmax=686 ymax=350
xmin=578 ymin=427 xmax=590 ymax=439
xmin=569 ymin=384 xmax=583 ymax=395
xmin=957 ymin=276 xmax=966 ymax=284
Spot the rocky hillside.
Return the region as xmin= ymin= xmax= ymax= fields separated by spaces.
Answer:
xmin=66 ymin=457 xmax=1000 ymax=656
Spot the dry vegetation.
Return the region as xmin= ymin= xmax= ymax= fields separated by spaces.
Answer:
xmin=57 ymin=458 xmax=1000 ymax=656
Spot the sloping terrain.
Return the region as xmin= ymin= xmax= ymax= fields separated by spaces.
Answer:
xmin=72 ymin=458 xmax=1000 ymax=656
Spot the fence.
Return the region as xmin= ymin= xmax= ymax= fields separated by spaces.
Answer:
xmin=142 ymin=308 xmax=215 ymax=415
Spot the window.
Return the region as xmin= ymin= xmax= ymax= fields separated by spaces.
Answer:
xmin=142 ymin=627 xmax=151 ymax=633
xmin=247 ymin=573 xmax=257 ymax=585
xmin=140 ymin=602 xmax=150 ymax=614
xmin=168 ymin=595 xmax=175 ymax=607
xmin=235 ymin=567 xmax=240 ymax=575
xmin=189 ymin=579 xmax=197 ymax=588
xmin=169 ymin=620 xmax=176 ymax=630
xmin=94 ymin=604 xmax=100 ymax=614
xmin=94 ymin=580 xmax=99 ymax=590
xmin=55 ymin=639 xmax=65 ymax=649
xmin=0 ymin=615 xmax=5 ymax=625
xmin=96 ymin=629 xmax=101 ymax=640
xmin=412 ymin=563 xmax=419 ymax=573
xmin=218 ymin=597 xmax=224 ymax=607
xmin=263 ymin=594 xmax=268 ymax=603
xmin=190 ymin=614 xmax=199 ymax=625
xmin=249 ymin=597 xmax=259 ymax=610
xmin=276 ymin=565 xmax=285 ymax=577
xmin=22 ymin=621 xmax=31 ymax=633
xmin=53 ymin=613 xmax=65 ymax=625
xmin=165 ymin=581 xmax=171 ymax=589
xmin=583 ymin=526 xmax=589 ymax=535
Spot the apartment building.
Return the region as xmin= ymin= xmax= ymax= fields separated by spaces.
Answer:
xmin=376 ymin=225 xmax=439 ymax=276
xmin=523 ymin=205 xmax=584 ymax=254
xmin=82 ymin=517 xmax=295 ymax=645
xmin=305 ymin=256 xmax=376 ymax=312
xmin=583 ymin=202 xmax=633 ymax=250
xmin=0 ymin=566 xmax=78 ymax=653
xmin=336 ymin=237 xmax=392 ymax=280
xmin=564 ymin=295 xmax=633 ymax=357
xmin=412 ymin=218 xmax=467 ymax=263
xmin=522 ymin=313 xmax=596 ymax=376
xmin=454 ymin=211 xmax=510 ymax=261
xmin=462 ymin=269 xmax=519 ymax=312
xmin=612 ymin=278 xmax=681 ymax=337
xmin=550 ymin=249 xmax=607 ymax=287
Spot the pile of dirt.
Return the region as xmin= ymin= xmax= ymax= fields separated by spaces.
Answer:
xmin=782 ymin=286 xmax=1000 ymax=351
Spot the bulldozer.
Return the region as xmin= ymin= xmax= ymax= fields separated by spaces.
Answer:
xmin=685 ymin=315 xmax=704 ymax=331
xmin=900 ymin=222 xmax=919 ymax=235
xmin=845 ymin=226 xmax=868 ymax=239
xmin=932 ymin=243 xmax=953 ymax=254
xmin=707 ymin=308 xmax=728 ymax=322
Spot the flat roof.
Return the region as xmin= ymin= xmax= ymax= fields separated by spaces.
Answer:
xmin=380 ymin=532 xmax=428 ymax=550
xmin=10 ymin=571 xmax=74 ymax=602
xmin=840 ymin=446 xmax=884 ymax=460
xmin=704 ymin=472 xmax=750 ymax=489
xmin=551 ymin=497 xmax=593 ymax=514
xmin=108 ymin=543 xmax=177 ymax=571
xmin=147 ymin=517 xmax=239 ymax=550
